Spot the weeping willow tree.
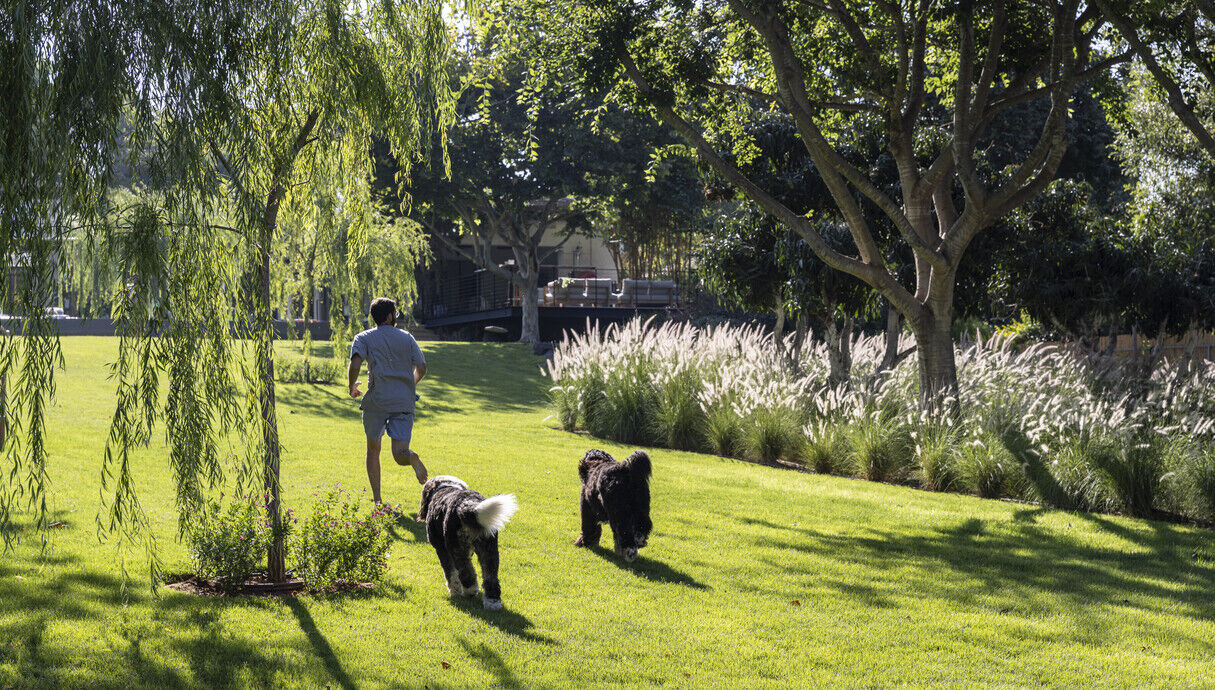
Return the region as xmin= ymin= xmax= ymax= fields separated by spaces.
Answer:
xmin=0 ymin=1 xmax=262 ymax=546
xmin=29 ymin=0 xmax=453 ymax=585
xmin=271 ymin=180 xmax=431 ymax=343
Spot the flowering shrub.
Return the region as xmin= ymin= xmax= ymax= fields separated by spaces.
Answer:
xmin=546 ymin=317 xmax=1215 ymax=522
xmin=187 ymin=497 xmax=273 ymax=593
xmin=292 ymin=486 xmax=395 ymax=590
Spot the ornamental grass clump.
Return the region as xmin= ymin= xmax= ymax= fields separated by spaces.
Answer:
xmin=913 ymin=421 xmax=962 ymax=491
xmin=293 ymin=486 xmax=394 ymax=591
xmin=847 ymin=412 xmax=913 ymax=483
xmin=1167 ymin=441 xmax=1215 ymax=521
xmin=653 ymin=365 xmax=707 ymax=451
xmin=805 ymin=420 xmax=851 ymax=475
xmin=546 ymin=318 xmax=1215 ymax=523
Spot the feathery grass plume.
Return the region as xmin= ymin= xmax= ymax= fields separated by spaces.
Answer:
xmin=545 ymin=317 xmax=1215 ymax=522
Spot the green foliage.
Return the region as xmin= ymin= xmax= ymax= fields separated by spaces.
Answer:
xmin=704 ymin=401 xmax=744 ymax=458
xmin=804 ymin=421 xmax=851 ymax=475
xmin=914 ymin=424 xmax=963 ymax=492
xmin=1167 ymin=441 xmax=1215 ymax=522
xmin=1093 ymin=435 xmax=1169 ymax=518
xmin=584 ymin=355 xmax=658 ymax=446
xmin=549 ymin=383 xmax=580 ymax=431
xmin=292 ymin=486 xmax=394 ymax=591
xmin=744 ymin=406 xmax=805 ymax=465
xmin=957 ymin=434 xmax=1028 ymax=500
xmin=653 ymin=367 xmax=707 ymax=452
xmin=275 ymin=356 xmax=343 ymax=385
xmin=45 ymin=0 xmax=457 ymax=583
xmin=846 ymin=414 xmax=912 ymax=484
xmin=187 ymin=498 xmax=274 ymax=593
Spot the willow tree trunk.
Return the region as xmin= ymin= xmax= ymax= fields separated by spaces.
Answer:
xmin=260 ymin=192 xmax=285 ymax=582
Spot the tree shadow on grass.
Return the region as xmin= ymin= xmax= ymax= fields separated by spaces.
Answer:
xmin=273 ymin=343 xmax=547 ymax=422
xmin=448 ymin=596 xmax=558 ymax=645
xmin=286 ymin=598 xmax=357 ymax=690
xmin=275 ymin=384 xmax=362 ymax=420
xmin=585 ymin=545 xmax=709 ymax=590
xmin=0 ymin=554 xmax=299 ymax=689
xmin=752 ymin=514 xmax=1215 ymax=632
xmin=409 ymin=343 xmax=548 ymax=415
xmin=456 ymin=636 xmax=524 ymax=688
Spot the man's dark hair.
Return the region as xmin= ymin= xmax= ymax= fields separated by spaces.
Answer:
xmin=369 ymin=297 xmax=397 ymax=326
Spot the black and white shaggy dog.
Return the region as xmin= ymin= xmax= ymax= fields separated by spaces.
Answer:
xmin=418 ymin=475 xmax=518 ymax=611
xmin=574 ymin=449 xmax=652 ymax=562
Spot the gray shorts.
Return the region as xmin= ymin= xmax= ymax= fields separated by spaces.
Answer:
xmin=362 ymin=410 xmax=414 ymax=444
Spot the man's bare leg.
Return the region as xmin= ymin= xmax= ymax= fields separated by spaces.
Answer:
xmin=366 ymin=437 xmax=383 ymax=503
xmin=391 ymin=438 xmax=427 ymax=484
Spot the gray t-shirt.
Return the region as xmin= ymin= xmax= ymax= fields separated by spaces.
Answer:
xmin=350 ymin=325 xmax=426 ymax=413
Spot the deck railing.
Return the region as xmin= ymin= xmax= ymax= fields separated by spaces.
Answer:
xmin=419 ymin=266 xmax=693 ymax=320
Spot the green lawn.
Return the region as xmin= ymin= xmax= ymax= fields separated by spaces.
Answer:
xmin=2 ymin=337 xmax=1213 ymax=688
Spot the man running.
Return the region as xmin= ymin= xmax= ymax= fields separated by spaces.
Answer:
xmin=348 ymin=297 xmax=428 ymax=504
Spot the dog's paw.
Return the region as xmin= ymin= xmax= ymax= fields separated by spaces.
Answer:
xmin=573 ymin=535 xmax=585 ymax=547
xmin=482 ymin=597 xmax=504 ymax=611
xmin=446 ymin=572 xmax=465 ymax=596
xmin=616 ymin=546 xmax=639 ymax=562
xmin=463 ymin=583 xmax=480 ymax=598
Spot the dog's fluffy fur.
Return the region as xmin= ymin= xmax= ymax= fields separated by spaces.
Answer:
xmin=574 ymin=449 xmax=652 ymax=561
xmin=418 ymin=475 xmax=518 ymax=610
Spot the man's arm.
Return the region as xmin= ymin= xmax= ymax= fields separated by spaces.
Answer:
xmin=414 ymin=363 xmax=427 ymax=385
xmin=348 ymin=354 xmax=363 ymax=397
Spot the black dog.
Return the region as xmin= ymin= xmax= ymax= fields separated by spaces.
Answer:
xmin=574 ymin=449 xmax=652 ymax=561
xmin=418 ymin=475 xmax=518 ymax=610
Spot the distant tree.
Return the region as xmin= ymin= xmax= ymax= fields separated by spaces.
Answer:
xmin=581 ymin=108 xmax=705 ymax=281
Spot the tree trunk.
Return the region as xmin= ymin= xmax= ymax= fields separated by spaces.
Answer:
xmin=518 ymin=271 xmax=540 ymax=344
xmin=258 ymin=207 xmax=286 ymax=582
xmin=880 ymin=303 xmax=903 ymax=372
xmin=824 ymin=315 xmax=853 ymax=387
xmin=911 ymin=312 xmax=958 ymax=411
xmin=789 ymin=314 xmax=808 ymax=373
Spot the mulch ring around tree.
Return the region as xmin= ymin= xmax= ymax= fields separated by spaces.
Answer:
xmin=164 ymin=572 xmax=375 ymax=597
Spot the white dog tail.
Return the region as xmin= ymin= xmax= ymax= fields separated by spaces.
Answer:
xmin=473 ymin=494 xmax=519 ymax=536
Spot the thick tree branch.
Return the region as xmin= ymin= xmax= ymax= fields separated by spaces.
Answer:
xmin=1094 ymin=0 xmax=1215 ymax=159
xmin=728 ymin=0 xmax=948 ymax=272
xmin=619 ymin=46 xmax=921 ymax=316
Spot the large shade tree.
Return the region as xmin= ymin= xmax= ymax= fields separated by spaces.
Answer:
xmin=520 ymin=0 xmax=1132 ymax=407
